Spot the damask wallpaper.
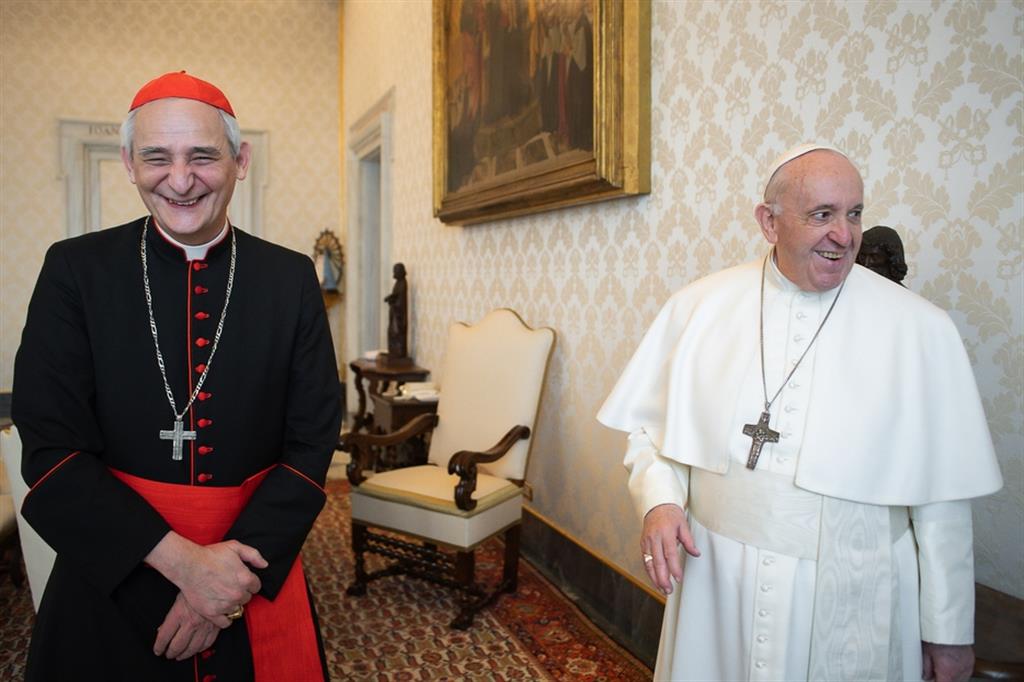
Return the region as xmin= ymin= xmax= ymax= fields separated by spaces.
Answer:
xmin=344 ymin=0 xmax=1023 ymax=597
xmin=0 ymin=0 xmax=342 ymax=388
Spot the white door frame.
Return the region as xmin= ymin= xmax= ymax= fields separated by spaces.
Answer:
xmin=345 ymin=90 xmax=394 ymax=412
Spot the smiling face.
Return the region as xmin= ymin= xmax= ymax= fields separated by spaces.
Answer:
xmin=755 ymin=150 xmax=864 ymax=292
xmin=122 ymin=97 xmax=250 ymax=245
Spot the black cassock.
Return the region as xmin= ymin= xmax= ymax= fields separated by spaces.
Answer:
xmin=12 ymin=217 xmax=342 ymax=681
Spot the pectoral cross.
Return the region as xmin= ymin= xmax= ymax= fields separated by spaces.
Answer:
xmin=742 ymin=411 xmax=779 ymax=470
xmin=159 ymin=419 xmax=196 ymax=461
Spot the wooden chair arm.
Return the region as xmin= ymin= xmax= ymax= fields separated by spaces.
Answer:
xmin=446 ymin=425 xmax=530 ymax=511
xmin=339 ymin=412 xmax=440 ymax=485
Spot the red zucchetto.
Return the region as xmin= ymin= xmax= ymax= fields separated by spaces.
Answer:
xmin=129 ymin=71 xmax=235 ymax=116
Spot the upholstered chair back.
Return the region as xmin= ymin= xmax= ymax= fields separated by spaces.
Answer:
xmin=427 ymin=309 xmax=554 ymax=482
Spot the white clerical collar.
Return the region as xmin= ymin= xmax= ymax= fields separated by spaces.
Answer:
xmin=766 ymin=249 xmax=839 ymax=297
xmin=153 ymin=219 xmax=229 ymax=261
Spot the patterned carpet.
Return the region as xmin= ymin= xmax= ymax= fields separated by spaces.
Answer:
xmin=0 ymin=480 xmax=650 ymax=680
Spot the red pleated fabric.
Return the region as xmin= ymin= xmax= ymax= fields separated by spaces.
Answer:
xmin=111 ymin=467 xmax=323 ymax=682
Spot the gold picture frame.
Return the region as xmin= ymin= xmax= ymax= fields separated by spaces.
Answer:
xmin=433 ymin=0 xmax=650 ymax=226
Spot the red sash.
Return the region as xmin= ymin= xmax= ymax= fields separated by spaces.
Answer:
xmin=111 ymin=468 xmax=324 ymax=682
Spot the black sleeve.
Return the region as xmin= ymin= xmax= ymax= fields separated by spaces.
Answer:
xmin=224 ymin=259 xmax=342 ymax=598
xmin=12 ymin=244 xmax=175 ymax=620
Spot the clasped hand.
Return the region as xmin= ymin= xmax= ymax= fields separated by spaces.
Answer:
xmin=172 ymin=539 xmax=268 ymax=626
xmin=154 ymin=593 xmax=219 ymax=660
xmin=147 ymin=534 xmax=268 ymax=659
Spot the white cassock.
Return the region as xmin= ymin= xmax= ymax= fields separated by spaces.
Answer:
xmin=598 ymin=255 xmax=1003 ymax=681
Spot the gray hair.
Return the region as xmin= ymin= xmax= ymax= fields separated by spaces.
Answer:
xmin=763 ymin=173 xmax=785 ymax=217
xmin=120 ymin=103 xmax=242 ymax=158
xmin=762 ymin=158 xmax=795 ymax=213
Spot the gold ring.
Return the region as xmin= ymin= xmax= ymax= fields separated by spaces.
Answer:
xmin=642 ymin=553 xmax=654 ymax=564
xmin=226 ymin=605 xmax=244 ymax=621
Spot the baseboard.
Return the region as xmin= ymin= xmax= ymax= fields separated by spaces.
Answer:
xmin=520 ymin=506 xmax=662 ymax=669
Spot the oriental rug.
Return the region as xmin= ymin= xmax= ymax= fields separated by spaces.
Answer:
xmin=0 ymin=479 xmax=650 ymax=681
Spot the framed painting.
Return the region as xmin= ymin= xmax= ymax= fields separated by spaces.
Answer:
xmin=433 ymin=0 xmax=650 ymax=225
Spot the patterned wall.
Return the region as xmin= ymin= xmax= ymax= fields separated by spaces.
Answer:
xmin=0 ymin=0 xmax=342 ymax=389
xmin=344 ymin=0 xmax=1023 ymax=597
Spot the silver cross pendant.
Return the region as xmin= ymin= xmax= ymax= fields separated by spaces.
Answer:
xmin=159 ymin=419 xmax=197 ymax=461
xmin=742 ymin=411 xmax=780 ymax=470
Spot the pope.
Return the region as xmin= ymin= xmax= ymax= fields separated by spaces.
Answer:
xmin=598 ymin=144 xmax=1002 ymax=682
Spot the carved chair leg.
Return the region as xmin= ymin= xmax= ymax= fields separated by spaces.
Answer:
xmin=454 ymin=550 xmax=474 ymax=589
xmin=450 ymin=551 xmax=477 ymax=630
xmin=346 ymin=521 xmax=369 ymax=596
xmin=449 ymin=530 xmax=522 ymax=630
xmin=502 ymin=525 xmax=520 ymax=593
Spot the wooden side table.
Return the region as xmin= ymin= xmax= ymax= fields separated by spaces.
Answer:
xmin=369 ymin=393 xmax=438 ymax=433
xmin=348 ymin=357 xmax=430 ymax=435
xmin=369 ymin=393 xmax=439 ymax=469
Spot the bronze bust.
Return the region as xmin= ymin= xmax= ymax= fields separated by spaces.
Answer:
xmin=857 ymin=225 xmax=908 ymax=286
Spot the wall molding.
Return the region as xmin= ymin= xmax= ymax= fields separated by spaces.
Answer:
xmin=344 ymin=88 xmax=395 ymax=406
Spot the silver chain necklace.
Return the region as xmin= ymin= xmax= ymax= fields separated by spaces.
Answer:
xmin=742 ymin=252 xmax=845 ymax=469
xmin=141 ymin=216 xmax=236 ymax=461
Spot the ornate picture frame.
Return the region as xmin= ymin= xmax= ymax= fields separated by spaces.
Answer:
xmin=433 ymin=0 xmax=650 ymax=226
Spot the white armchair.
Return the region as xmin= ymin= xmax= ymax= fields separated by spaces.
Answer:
xmin=338 ymin=309 xmax=555 ymax=628
xmin=2 ymin=426 xmax=57 ymax=611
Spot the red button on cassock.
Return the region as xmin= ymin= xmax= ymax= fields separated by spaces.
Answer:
xmin=197 ymin=473 xmax=213 ymax=483
xmin=203 ymin=673 xmax=217 ymax=681
xmin=195 ymin=363 xmax=207 ymax=373
xmin=195 ymin=337 xmax=210 ymax=347
xmin=201 ymin=649 xmax=215 ymax=660
xmin=194 ymin=285 xmax=208 ymax=295
xmin=192 ymin=262 xmax=209 ymax=271
xmin=195 ymin=311 xmax=210 ymax=320
xmin=198 ymin=418 xmax=213 ymax=428
xmin=198 ymin=446 xmax=214 ymax=455
xmin=198 ymin=391 xmax=212 ymax=401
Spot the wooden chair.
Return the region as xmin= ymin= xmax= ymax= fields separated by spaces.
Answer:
xmin=338 ymin=309 xmax=554 ymax=628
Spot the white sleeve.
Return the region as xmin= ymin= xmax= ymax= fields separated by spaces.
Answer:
xmin=624 ymin=428 xmax=689 ymax=521
xmin=911 ymin=499 xmax=975 ymax=644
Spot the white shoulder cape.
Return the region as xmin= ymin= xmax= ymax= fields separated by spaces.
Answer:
xmin=597 ymin=259 xmax=1002 ymax=506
